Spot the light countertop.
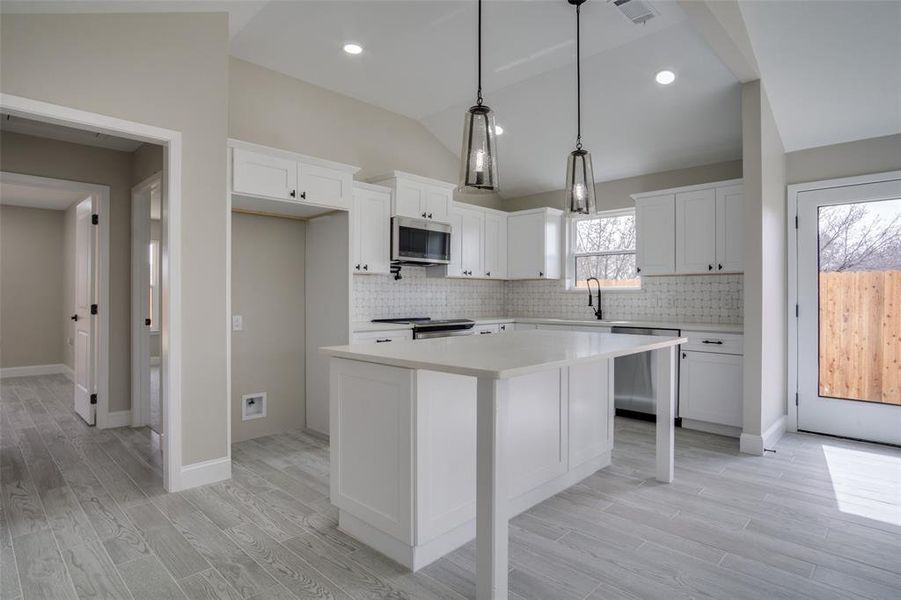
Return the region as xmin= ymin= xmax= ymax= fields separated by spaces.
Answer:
xmin=323 ymin=329 xmax=686 ymax=379
xmin=355 ymin=317 xmax=742 ymax=334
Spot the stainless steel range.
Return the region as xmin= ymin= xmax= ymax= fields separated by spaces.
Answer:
xmin=371 ymin=317 xmax=475 ymax=340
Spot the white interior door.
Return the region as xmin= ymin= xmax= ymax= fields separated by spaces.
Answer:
xmin=73 ymin=197 xmax=96 ymax=425
xmin=797 ymin=178 xmax=901 ymax=444
xmin=131 ymin=180 xmax=152 ymax=427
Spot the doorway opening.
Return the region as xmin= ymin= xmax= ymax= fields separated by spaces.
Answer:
xmin=0 ymin=94 xmax=183 ymax=491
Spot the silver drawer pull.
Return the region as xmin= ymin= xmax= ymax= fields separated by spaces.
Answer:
xmin=701 ymin=340 xmax=724 ymax=345
xmin=376 ymin=338 xmax=392 ymax=343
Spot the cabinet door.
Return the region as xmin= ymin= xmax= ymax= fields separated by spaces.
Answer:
xmin=716 ymin=185 xmax=744 ymax=272
xmin=423 ymin=186 xmax=451 ymax=222
xmin=482 ymin=213 xmax=507 ymax=278
xmin=394 ymin=180 xmax=425 ymax=218
xmin=507 ymin=213 xmax=545 ymax=279
xmin=355 ymin=189 xmax=391 ymax=275
xmin=232 ymin=147 xmax=297 ymax=200
xmin=675 ymin=189 xmax=716 ymax=274
xmin=679 ymin=351 xmax=743 ymax=427
xmin=443 ymin=211 xmax=464 ymax=277
xmin=635 ymin=195 xmax=675 ymax=275
xmin=299 ymin=162 xmax=352 ymax=210
xmin=459 ymin=208 xmax=483 ymax=277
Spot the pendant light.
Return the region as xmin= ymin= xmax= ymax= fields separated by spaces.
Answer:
xmin=459 ymin=0 xmax=500 ymax=193
xmin=564 ymin=0 xmax=597 ymax=214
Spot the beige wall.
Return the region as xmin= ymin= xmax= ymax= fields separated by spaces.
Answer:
xmin=0 ymin=206 xmax=65 ymax=368
xmin=0 ymin=132 xmax=134 ymax=412
xmin=230 ymin=213 xmax=306 ymax=442
xmin=1 ymin=13 xmax=230 ymax=465
xmin=131 ymin=143 xmax=164 ymax=187
xmin=503 ymin=160 xmax=743 ymax=212
xmin=741 ymin=80 xmax=787 ymax=448
xmin=786 ymin=133 xmax=901 ymax=185
xmin=228 ymin=57 xmax=500 ymax=211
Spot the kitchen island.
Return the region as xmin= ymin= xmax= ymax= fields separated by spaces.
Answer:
xmin=321 ymin=329 xmax=686 ymax=600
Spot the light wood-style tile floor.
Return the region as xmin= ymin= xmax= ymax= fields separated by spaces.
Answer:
xmin=2 ymin=374 xmax=900 ymax=599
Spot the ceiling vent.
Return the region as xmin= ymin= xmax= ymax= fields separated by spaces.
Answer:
xmin=612 ymin=0 xmax=657 ymax=25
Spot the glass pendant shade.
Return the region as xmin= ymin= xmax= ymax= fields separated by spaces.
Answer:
xmin=565 ymin=148 xmax=596 ymax=214
xmin=459 ymin=104 xmax=499 ymax=193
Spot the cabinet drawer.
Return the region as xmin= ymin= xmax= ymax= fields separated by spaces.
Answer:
xmin=352 ymin=330 xmax=413 ymax=344
xmin=681 ymin=330 xmax=743 ymax=355
xmin=473 ymin=324 xmax=500 ymax=335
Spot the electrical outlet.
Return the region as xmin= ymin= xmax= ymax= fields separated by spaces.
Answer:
xmin=232 ymin=315 xmax=243 ymax=331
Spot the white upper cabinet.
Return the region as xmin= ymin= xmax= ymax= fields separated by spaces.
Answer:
xmin=633 ymin=179 xmax=743 ymax=276
xmin=635 ymin=194 xmax=676 ymax=275
xmin=352 ymin=182 xmax=391 ymax=275
xmin=370 ymin=171 xmax=453 ymax=222
xmin=482 ymin=212 xmax=507 ymax=279
xmin=229 ymin=140 xmax=359 ymax=215
xmin=675 ymin=189 xmax=717 ymax=274
xmin=507 ymin=208 xmax=562 ymax=280
xmin=233 ymin=147 xmax=297 ymax=201
xmin=457 ymin=206 xmax=483 ymax=277
xmin=715 ymin=185 xmax=744 ymax=272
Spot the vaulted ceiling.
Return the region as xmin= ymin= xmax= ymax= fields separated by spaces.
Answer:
xmin=4 ymin=1 xmax=898 ymax=196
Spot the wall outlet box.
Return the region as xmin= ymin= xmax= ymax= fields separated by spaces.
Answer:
xmin=232 ymin=315 xmax=243 ymax=331
xmin=241 ymin=392 xmax=266 ymax=421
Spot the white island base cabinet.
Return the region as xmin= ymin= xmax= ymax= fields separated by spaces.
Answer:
xmin=328 ymin=358 xmax=613 ymax=571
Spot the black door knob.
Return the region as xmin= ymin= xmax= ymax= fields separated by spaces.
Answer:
xmin=70 ymin=314 xmax=79 ymax=322
xmin=145 ymin=318 xmax=152 ymax=327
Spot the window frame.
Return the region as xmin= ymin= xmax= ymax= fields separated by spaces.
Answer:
xmin=565 ymin=207 xmax=641 ymax=292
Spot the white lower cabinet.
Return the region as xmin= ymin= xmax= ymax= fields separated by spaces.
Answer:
xmin=351 ymin=330 xmax=413 ymax=344
xmin=473 ymin=324 xmax=499 ymax=335
xmin=329 ymin=358 xmax=613 ymax=570
xmin=678 ymin=331 xmax=743 ymax=433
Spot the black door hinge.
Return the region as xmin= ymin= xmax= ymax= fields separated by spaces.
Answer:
xmin=91 ymin=304 xmax=98 ymax=315
xmin=91 ymin=214 xmax=99 ymax=225
xmin=90 ymin=393 xmax=97 ymax=405
xmin=794 ymin=215 xmax=798 ymax=229
xmin=795 ymin=392 xmax=799 ymax=406
xmin=795 ymin=304 xmax=799 ymax=317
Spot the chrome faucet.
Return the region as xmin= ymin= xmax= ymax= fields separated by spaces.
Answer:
xmin=586 ymin=277 xmax=603 ymax=320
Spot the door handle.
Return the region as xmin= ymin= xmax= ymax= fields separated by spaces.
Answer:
xmin=363 ymin=264 xmax=368 ymax=271
xmin=70 ymin=314 xmax=79 ymax=322
xmin=290 ymin=189 xmax=296 ymax=198
xmin=682 ymin=352 xmax=687 ymax=359
xmin=145 ymin=318 xmax=152 ymax=327
xmin=486 ymin=271 xmax=491 ymax=277
xmin=376 ymin=338 xmax=391 ymax=343
xmin=718 ymin=263 xmax=723 ymax=270
xmin=427 ymin=213 xmax=433 ymax=219
xmin=299 ymin=191 xmax=306 ymax=200
xmin=701 ymin=340 xmax=724 ymax=345
xmin=422 ymin=212 xmax=427 ymax=218
xmin=480 ymin=331 xmax=492 ymax=335
xmin=539 ymin=271 xmax=544 ymax=277
xmin=708 ymin=264 xmax=713 ymax=271
xmin=637 ymin=267 xmax=641 ymax=274
xmin=355 ymin=264 xmax=361 ymax=270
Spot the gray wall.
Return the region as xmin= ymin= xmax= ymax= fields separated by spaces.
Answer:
xmin=0 ymin=132 xmax=134 ymax=412
xmin=503 ymin=160 xmax=743 ymax=212
xmin=0 ymin=206 xmax=65 ymax=368
xmin=786 ymin=133 xmax=901 ymax=185
xmin=741 ymin=80 xmax=787 ymax=448
xmin=1 ymin=13 xmax=230 ymax=465
xmin=230 ymin=213 xmax=306 ymax=442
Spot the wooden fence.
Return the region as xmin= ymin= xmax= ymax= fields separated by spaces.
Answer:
xmin=819 ymin=270 xmax=901 ymax=405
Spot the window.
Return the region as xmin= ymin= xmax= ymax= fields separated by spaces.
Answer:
xmin=568 ymin=208 xmax=640 ymax=289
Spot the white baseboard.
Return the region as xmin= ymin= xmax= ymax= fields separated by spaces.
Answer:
xmin=681 ymin=418 xmax=741 ymax=439
xmin=0 ymin=363 xmax=71 ymax=378
xmin=740 ymin=414 xmax=787 ymax=455
xmin=105 ymin=410 xmax=132 ymax=429
xmin=177 ymin=456 xmax=232 ymax=491
xmin=61 ymin=364 xmax=74 ymax=381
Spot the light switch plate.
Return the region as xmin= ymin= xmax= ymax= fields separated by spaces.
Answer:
xmin=232 ymin=315 xmax=243 ymax=331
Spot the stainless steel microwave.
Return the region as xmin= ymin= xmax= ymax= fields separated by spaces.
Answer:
xmin=391 ymin=216 xmax=452 ymax=265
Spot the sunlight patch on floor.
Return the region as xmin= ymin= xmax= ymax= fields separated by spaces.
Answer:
xmin=822 ymin=444 xmax=901 ymax=525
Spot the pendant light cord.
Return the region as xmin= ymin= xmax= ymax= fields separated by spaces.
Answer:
xmin=477 ymin=0 xmax=483 ymax=106
xmin=576 ymin=2 xmax=582 ymax=150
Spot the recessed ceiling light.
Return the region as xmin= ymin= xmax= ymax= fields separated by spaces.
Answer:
xmin=343 ymin=43 xmax=363 ymax=55
xmin=494 ymin=125 xmax=504 ymax=135
xmin=655 ymin=70 xmax=676 ymax=85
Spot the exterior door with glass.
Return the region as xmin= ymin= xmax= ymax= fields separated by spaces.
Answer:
xmin=796 ymin=178 xmax=901 ymax=444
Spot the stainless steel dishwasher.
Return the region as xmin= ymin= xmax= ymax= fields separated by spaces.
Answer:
xmin=611 ymin=326 xmax=681 ymax=420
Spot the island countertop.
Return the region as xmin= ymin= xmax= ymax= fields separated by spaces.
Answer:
xmin=321 ymin=329 xmax=686 ymax=379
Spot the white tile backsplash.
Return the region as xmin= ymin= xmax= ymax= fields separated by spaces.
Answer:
xmin=354 ymin=269 xmax=743 ymax=325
